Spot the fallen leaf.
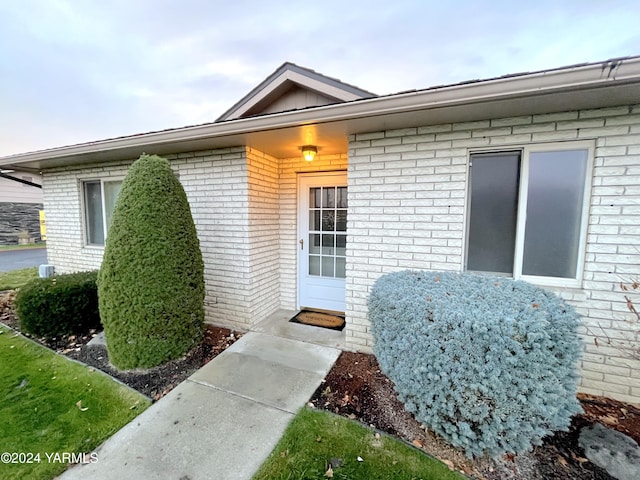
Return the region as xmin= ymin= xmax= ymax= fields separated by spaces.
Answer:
xmin=325 ymin=465 xmax=333 ymax=478
xmin=412 ymin=439 xmax=424 ymax=448
xmin=316 ymin=436 xmax=322 ymax=442
xmin=76 ymin=400 xmax=89 ymax=412
xmin=557 ymin=455 xmax=569 ymax=468
xmin=570 ymin=452 xmax=589 ymax=464
xmin=443 ymin=459 xmax=455 ymax=471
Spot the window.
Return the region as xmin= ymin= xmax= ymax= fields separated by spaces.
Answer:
xmin=83 ymin=179 xmax=122 ymax=245
xmin=466 ymin=142 xmax=592 ymax=287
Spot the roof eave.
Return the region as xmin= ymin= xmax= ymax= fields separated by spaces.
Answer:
xmin=2 ymin=56 xmax=640 ymax=169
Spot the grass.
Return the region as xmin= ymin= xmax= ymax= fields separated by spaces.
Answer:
xmin=0 ymin=267 xmax=39 ymax=290
xmin=0 ymin=243 xmax=46 ymax=251
xmin=0 ymin=325 xmax=151 ymax=480
xmin=253 ymin=407 xmax=465 ymax=480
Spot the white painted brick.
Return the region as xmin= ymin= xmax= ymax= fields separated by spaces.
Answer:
xmin=418 ymin=124 xmax=452 ymax=134
xmin=452 ymin=120 xmax=490 ymax=130
xmin=491 ymin=116 xmax=532 ymax=127
xmin=580 ymin=106 xmax=631 ymax=118
xmin=471 ymin=127 xmax=512 ymax=137
xmin=533 ymin=111 xmax=578 ymax=122
xmin=531 ymin=130 xmax=578 ymax=141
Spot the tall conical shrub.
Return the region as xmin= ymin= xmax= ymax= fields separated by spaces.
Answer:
xmin=98 ymin=154 xmax=204 ymax=369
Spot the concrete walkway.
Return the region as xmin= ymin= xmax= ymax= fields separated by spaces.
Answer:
xmin=59 ymin=329 xmax=341 ymax=480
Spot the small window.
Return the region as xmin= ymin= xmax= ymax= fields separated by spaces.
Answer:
xmin=83 ymin=179 xmax=122 ymax=245
xmin=466 ymin=142 xmax=592 ymax=287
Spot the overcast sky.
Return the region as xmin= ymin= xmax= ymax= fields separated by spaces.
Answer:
xmin=1 ymin=0 xmax=638 ymax=157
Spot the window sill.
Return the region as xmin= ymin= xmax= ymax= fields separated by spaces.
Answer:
xmin=82 ymin=244 xmax=105 ymax=251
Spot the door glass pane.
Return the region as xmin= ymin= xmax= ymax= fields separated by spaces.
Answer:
xmin=103 ymin=181 xmax=122 ymax=233
xmin=336 ymin=234 xmax=346 ymax=256
xmin=310 ymin=188 xmax=320 ymax=208
xmin=336 ymin=257 xmax=346 ymax=278
xmin=322 ymin=187 xmax=335 ymax=208
xmin=309 ymin=210 xmax=321 ymax=231
xmin=322 ymin=211 xmax=335 ymax=231
xmin=467 ymin=152 xmax=520 ymax=274
xmin=336 ymin=210 xmax=347 ymax=231
xmin=522 ymin=149 xmax=588 ymax=278
xmin=309 ymin=234 xmax=321 ymax=254
xmin=337 ymin=187 xmax=348 ymax=208
xmin=309 ymin=255 xmax=320 ymax=275
xmin=322 ymin=234 xmax=334 ymax=255
xmin=321 ymin=256 xmax=334 ymax=277
xmin=306 ymin=183 xmax=347 ymax=279
xmin=84 ymin=181 xmax=104 ymax=245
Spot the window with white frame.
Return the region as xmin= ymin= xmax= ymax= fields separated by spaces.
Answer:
xmin=83 ymin=179 xmax=122 ymax=245
xmin=465 ymin=142 xmax=592 ymax=287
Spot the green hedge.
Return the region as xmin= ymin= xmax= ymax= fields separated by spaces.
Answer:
xmin=98 ymin=154 xmax=205 ymax=369
xmin=15 ymin=271 xmax=101 ymax=338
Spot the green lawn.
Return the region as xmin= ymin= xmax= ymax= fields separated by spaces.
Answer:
xmin=0 ymin=243 xmax=46 ymax=251
xmin=0 ymin=325 xmax=151 ymax=480
xmin=253 ymin=408 xmax=465 ymax=480
xmin=0 ymin=267 xmax=39 ymax=291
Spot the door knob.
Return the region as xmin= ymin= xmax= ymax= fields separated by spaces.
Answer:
xmin=299 ymin=238 xmax=304 ymax=250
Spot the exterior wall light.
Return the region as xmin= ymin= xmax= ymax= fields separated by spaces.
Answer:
xmin=301 ymin=145 xmax=317 ymax=162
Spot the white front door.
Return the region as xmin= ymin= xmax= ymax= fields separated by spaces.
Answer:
xmin=298 ymin=172 xmax=347 ymax=312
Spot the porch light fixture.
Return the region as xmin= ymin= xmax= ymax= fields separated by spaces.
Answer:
xmin=301 ymin=145 xmax=317 ymax=162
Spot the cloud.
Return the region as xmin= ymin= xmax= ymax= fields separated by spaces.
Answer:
xmin=0 ymin=0 xmax=639 ymax=156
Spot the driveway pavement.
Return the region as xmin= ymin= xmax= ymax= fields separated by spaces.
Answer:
xmin=0 ymin=247 xmax=47 ymax=272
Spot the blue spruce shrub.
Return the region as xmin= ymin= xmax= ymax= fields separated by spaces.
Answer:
xmin=369 ymin=270 xmax=582 ymax=458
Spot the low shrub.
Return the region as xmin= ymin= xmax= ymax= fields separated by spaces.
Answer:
xmin=15 ymin=271 xmax=101 ymax=338
xmin=369 ymin=270 xmax=583 ymax=458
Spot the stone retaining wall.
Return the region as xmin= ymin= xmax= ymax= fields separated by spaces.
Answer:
xmin=0 ymin=202 xmax=43 ymax=245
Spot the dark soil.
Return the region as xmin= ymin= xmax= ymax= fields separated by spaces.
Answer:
xmin=310 ymin=351 xmax=640 ymax=480
xmin=0 ymin=290 xmax=241 ymax=400
xmin=72 ymin=326 xmax=241 ymax=400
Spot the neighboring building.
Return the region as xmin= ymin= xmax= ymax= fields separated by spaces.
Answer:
xmin=0 ymin=169 xmax=43 ymax=245
xmin=2 ymin=58 xmax=640 ymax=403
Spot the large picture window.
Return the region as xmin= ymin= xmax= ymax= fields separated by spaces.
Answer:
xmin=83 ymin=179 xmax=122 ymax=245
xmin=466 ymin=142 xmax=592 ymax=287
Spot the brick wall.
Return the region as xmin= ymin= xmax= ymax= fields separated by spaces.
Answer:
xmin=43 ymin=161 xmax=130 ymax=272
xmin=246 ymin=148 xmax=281 ymax=321
xmin=346 ymin=104 xmax=640 ymax=404
xmin=170 ymin=148 xmax=255 ymax=331
xmin=43 ymin=148 xmax=261 ymax=332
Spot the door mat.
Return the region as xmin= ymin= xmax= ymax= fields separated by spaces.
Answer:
xmin=289 ymin=310 xmax=345 ymax=331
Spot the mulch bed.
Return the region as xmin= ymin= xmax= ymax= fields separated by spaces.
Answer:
xmin=310 ymin=351 xmax=640 ymax=480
